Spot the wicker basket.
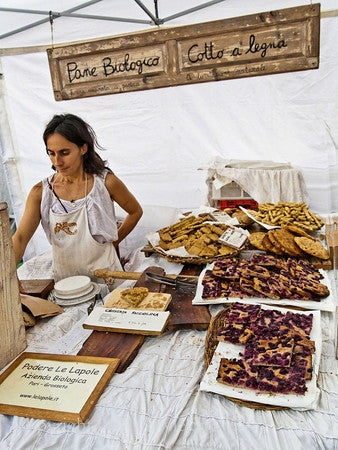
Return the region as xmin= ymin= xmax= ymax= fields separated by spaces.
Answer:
xmin=204 ymin=307 xmax=286 ymax=410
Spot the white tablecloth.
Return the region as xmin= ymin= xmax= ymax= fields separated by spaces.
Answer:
xmin=205 ymin=158 xmax=310 ymax=205
xmin=0 ymin=250 xmax=337 ymax=450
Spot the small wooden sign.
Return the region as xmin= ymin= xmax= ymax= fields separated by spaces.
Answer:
xmin=0 ymin=352 xmax=119 ymax=423
xmin=47 ymin=4 xmax=320 ymax=100
xmin=83 ymin=306 xmax=170 ymax=335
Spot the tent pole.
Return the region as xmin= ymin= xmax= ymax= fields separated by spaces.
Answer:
xmin=133 ymin=0 xmax=162 ymax=25
xmin=162 ymin=0 xmax=227 ymax=23
xmin=0 ymin=7 xmax=152 ymax=26
xmin=0 ymin=60 xmax=39 ymax=258
xmin=0 ymin=0 xmax=103 ymax=39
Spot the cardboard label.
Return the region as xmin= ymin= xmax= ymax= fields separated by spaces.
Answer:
xmin=218 ymin=228 xmax=248 ymax=249
xmin=210 ymin=211 xmax=238 ymax=226
xmin=83 ymin=307 xmax=170 ymax=335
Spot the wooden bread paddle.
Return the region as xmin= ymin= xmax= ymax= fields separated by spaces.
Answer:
xmin=94 ymin=269 xmax=198 ymax=281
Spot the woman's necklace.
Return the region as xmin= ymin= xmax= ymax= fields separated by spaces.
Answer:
xmin=50 ymin=173 xmax=88 ymax=212
xmin=70 ymin=173 xmax=88 ymax=207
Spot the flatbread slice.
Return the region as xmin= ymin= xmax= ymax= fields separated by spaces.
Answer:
xmin=226 ymin=302 xmax=261 ymax=323
xmin=217 ymin=322 xmax=254 ymax=344
xmin=257 ymin=362 xmax=307 ymax=395
xmin=248 ymin=337 xmax=295 ymax=367
xmin=217 ymin=358 xmax=259 ymax=390
xmin=253 ymin=278 xmax=280 ymax=299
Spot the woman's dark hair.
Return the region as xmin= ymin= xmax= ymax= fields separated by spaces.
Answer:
xmin=43 ymin=113 xmax=111 ymax=174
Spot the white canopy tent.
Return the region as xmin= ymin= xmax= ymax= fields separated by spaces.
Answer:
xmin=0 ymin=4 xmax=338 ymax=449
xmin=0 ymin=0 xmax=337 ymax=261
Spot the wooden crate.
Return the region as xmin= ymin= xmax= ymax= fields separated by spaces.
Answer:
xmin=0 ymin=202 xmax=26 ymax=370
xmin=325 ymin=218 xmax=338 ymax=271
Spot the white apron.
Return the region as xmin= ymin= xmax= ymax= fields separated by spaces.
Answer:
xmin=49 ymin=204 xmax=122 ymax=282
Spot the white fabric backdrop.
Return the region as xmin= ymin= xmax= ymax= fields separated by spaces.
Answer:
xmin=0 ymin=1 xmax=337 ymax=261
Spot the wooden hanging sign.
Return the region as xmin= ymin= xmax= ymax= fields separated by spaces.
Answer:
xmin=47 ymin=4 xmax=320 ymax=100
xmin=0 ymin=353 xmax=119 ymax=423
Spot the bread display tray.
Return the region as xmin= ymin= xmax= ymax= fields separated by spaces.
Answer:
xmin=200 ymin=305 xmax=321 ymax=410
xmin=192 ymin=263 xmax=335 ymax=312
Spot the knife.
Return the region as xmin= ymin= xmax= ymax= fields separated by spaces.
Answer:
xmin=94 ymin=269 xmax=198 ymax=281
xmin=145 ymin=272 xmax=197 ymax=294
xmin=87 ymin=292 xmax=103 ymax=315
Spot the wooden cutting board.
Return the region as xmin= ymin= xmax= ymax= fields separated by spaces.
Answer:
xmin=78 ymin=266 xmax=165 ymax=373
xmin=78 ymin=265 xmax=210 ymax=372
xmin=164 ymin=264 xmax=210 ymax=331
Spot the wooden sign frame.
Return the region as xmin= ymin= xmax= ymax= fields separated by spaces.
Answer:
xmin=0 ymin=352 xmax=119 ymax=423
xmin=47 ymin=4 xmax=320 ymax=100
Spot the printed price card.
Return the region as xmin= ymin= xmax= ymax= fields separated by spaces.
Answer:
xmin=83 ymin=307 xmax=170 ymax=335
xmin=218 ymin=227 xmax=249 ymax=249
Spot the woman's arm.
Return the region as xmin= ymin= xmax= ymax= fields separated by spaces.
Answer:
xmin=105 ymin=173 xmax=143 ymax=247
xmin=12 ymin=183 xmax=42 ymax=265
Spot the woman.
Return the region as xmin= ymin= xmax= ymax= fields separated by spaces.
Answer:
xmin=13 ymin=113 xmax=143 ymax=281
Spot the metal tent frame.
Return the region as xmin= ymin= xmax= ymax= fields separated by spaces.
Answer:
xmin=0 ymin=0 xmax=226 ymax=39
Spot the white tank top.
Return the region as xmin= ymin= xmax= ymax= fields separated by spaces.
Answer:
xmin=41 ymin=170 xmax=118 ymax=244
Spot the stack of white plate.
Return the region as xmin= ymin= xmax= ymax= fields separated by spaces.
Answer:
xmin=52 ymin=275 xmax=100 ymax=306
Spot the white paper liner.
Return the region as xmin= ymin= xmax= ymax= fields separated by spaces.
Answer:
xmin=192 ymin=264 xmax=335 ymax=312
xmin=200 ymin=306 xmax=321 ymax=410
xmin=146 ymin=208 xmax=247 ymax=259
xmin=239 ymin=206 xmax=280 ymax=230
xmin=146 ymin=231 xmax=197 ymax=258
xmin=239 ymin=206 xmax=326 ymax=237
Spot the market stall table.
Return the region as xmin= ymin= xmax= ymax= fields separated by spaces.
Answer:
xmin=0 ymin=250 xmax=337 ymax=449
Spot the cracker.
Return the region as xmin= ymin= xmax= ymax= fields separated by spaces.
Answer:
xmin=159 ymin=231 xmax=172 ymax=242
xmin=218 ymin=244 xmax=238 ymax=255
xmin=211 ymin=224 xmax=228 ymax=235
xmin=248 ymin=232 xmax=266 ymax=251
xmin=187 ymin=245 xmax=203 ymax=256
xmin=166 ymin=241 xmax=186 ymax=250
xmin=294 ymin=237 xmax=330 ymax=260
xmin=158 ymin=239 xmax=169 ymax=250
